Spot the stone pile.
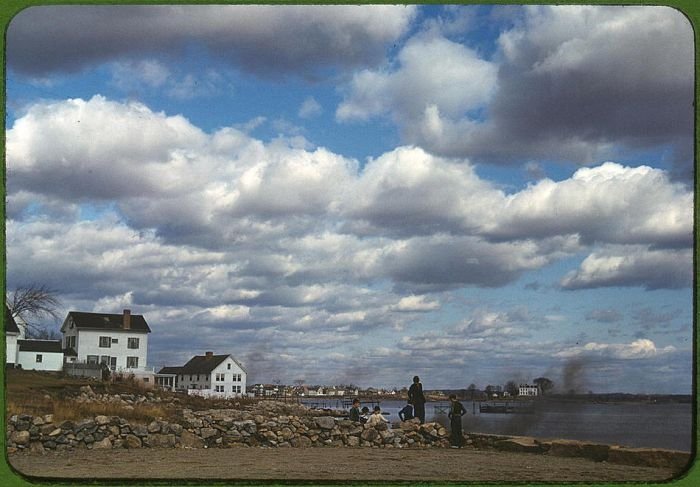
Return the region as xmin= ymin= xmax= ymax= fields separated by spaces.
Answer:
xmin=180 ymin=408 xmax=451 ymax=448
xmin=6 ymin=413 xmax=185 ymax=454
xmin=72 ymin=385 xmax=181 ymax=409
xmin=6 ymin=406 xmax=451 ymax=453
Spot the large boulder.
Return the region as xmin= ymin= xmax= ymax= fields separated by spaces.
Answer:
xmin=361 ymin=428 xmax=379 ymax=442
xmin=92 ymin=438 xmax=112 ymax=449
xmin=11 ymin=431 xmax=30 ymax=446
xmin=180 ymin=430 xmax=205 ymax=448
xmin=124 ymin=435 xmax=142 ymax=449
xmin=200 ymin=427 xmax=218 ymax=439
xmin=315 ymin=417 xmax=335 ymax=430
xmin=95 ymin=415 xmax=110 ymax=426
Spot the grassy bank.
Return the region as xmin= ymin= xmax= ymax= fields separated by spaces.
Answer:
xmin=5 ymin=368 xmax=256 ymax=423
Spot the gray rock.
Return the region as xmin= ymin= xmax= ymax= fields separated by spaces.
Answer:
xmin=315 ymin=417 xmax=335 ymax=430
xmin=180 ymin=430 xmax=205 ymax=448
xmin=93 ymin=438 xmax=112 ymax=449
xmin=125 ymin=435 xmax=142 ymax=449
xmin=95 ymin=415 xmax=110 ymax=426
xmin=200 ymin=427 xmax=218 ymax=439
xmin=11 ymin=430 xmax=30 ymax=446
xmin=360 ymin=428 xmax=379 ymax=442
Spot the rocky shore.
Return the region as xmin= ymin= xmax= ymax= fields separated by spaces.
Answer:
xmin=6 ymin=387 xmax=691 ymax=472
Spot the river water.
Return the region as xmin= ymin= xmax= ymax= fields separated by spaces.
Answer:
xmin=301 ymin=398 xmax=693 ymax=452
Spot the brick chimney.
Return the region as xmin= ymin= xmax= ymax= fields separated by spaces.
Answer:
xmin=205 ymin=351 xmax=213 ymax=358
xmin=123 ymin=309 xmax=131 ymax=330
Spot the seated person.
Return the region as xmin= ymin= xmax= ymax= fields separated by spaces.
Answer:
xmin=398 ymin=402 xmax=414 ymax=421
xmin=366 ymin=405 xmax=390 ymax=427
xmin=348 ymin=398 xmax=361 ymax=422
xmin=360 ymin=406 xmax=370 ymax=424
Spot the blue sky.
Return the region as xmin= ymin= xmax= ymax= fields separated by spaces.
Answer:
xmin=4 ymin=5 xmax=694 ymax=393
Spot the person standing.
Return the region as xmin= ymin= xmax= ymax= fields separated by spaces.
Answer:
xmin=448 ymin=393 xmax=466 ymax=448
xmin=407 ymin=375 xmax=426 ymax=423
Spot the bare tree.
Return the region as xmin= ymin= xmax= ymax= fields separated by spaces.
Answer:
xmin=6 ymin=284 xmax=62 ymax=337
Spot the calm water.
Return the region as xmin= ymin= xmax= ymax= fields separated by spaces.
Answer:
xmin=302 ymin=398 xmax=693 ymax=451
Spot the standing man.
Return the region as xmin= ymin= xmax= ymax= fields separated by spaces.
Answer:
xmin=448 ymin=393 xmax=466 ymax=448
xmin=407 ymin=375 xmax=426 ymax=423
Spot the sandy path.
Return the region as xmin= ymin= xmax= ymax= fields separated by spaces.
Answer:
xmin=8 ymin=447 xmax=681 ymax=482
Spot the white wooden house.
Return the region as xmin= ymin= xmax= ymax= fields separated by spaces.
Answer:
xmin=16 ymin=339 xmax=64 ymax=371
xmin=61 ymin=309 xmax=154 ymax=384
xmin=519 ymin=384 xmax=540 ymax=396
xmin=5 ymin=305 xmax=23 ymax=367
xmin=157 ymin=352 xmax=247 ymax=398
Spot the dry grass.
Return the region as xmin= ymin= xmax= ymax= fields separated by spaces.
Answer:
xmin=5 ymin=368 xmax=261 ymax=424
xmin=5 ymin=369 xmax=175 ymax=423
xmin=7 ymin=394 xmax=174 ymax=423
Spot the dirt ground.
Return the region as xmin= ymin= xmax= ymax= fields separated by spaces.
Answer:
xmin=7 ymin=447 xmax=685 ymax=483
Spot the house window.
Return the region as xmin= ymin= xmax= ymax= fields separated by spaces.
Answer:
xmin=196 ymin=375 xmax=200 ymax=381
xmin=227 ymin=363 xmax=231 ymax=370
xmin=216 ymin=373 xmax=225 ymax=381
xmin=100 ymin=355 xmax=110 ymax=365
xmin=126 ymin=356 xmax=139 ymax=368
xmin=99 ymin=336 xmax=111 ymax=348
xmin=128 ymin=337 xmax=140 ymax=349
xmin=65 ymin=336 xmax=76 ymax=349
xmin=234 ymin=374 xmax=241 ymax=382
xmin=36 ymin=354 xmax=43 ymax=363
xmin=87 ymin=355 xmax=99 ymax=364
xmin=215 ymin=385 xmax=224 ymax=392
xmin=111 ymin=338 xmax=119 ymax=344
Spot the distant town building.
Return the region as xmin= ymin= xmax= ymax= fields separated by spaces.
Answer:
xmin=519 ymin=384 xmax=539 ymax=396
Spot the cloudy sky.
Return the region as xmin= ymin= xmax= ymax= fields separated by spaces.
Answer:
xmin=5 ymin=5 xmax=694 ymax=393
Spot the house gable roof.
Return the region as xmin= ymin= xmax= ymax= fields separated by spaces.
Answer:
xmin=5 ymin=305 xmax=20 ymax=334
xmin=18 ymin=339 xmax=63 ymax=353
xmin=64 ymin=311 xmax=151 ymax=333
xmin=157 ymin=366 xmax=183 ymax=375
xmin=179 ymin=354 xmax=230 ymax=374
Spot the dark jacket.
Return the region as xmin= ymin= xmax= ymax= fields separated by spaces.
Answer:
xmin=398 ymin=404 xmax=414 ymax=421
xmin=448 ymin=400 xmax=466 ymax=419
xmin=349 ymin=406 xmax=361 ymax=422
xmin=408 ymin=382 xmax=426 ymax=405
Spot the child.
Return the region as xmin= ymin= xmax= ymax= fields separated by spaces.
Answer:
xmin=348 ymin=398 xmax=361 ymax=422
xmin=448 ymin=394 xmax=466 ymax=448
xmin=366 ymin=405 xmax=390 ymax=426
xmin=360 ymin=406 xmax=370 ymax=424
